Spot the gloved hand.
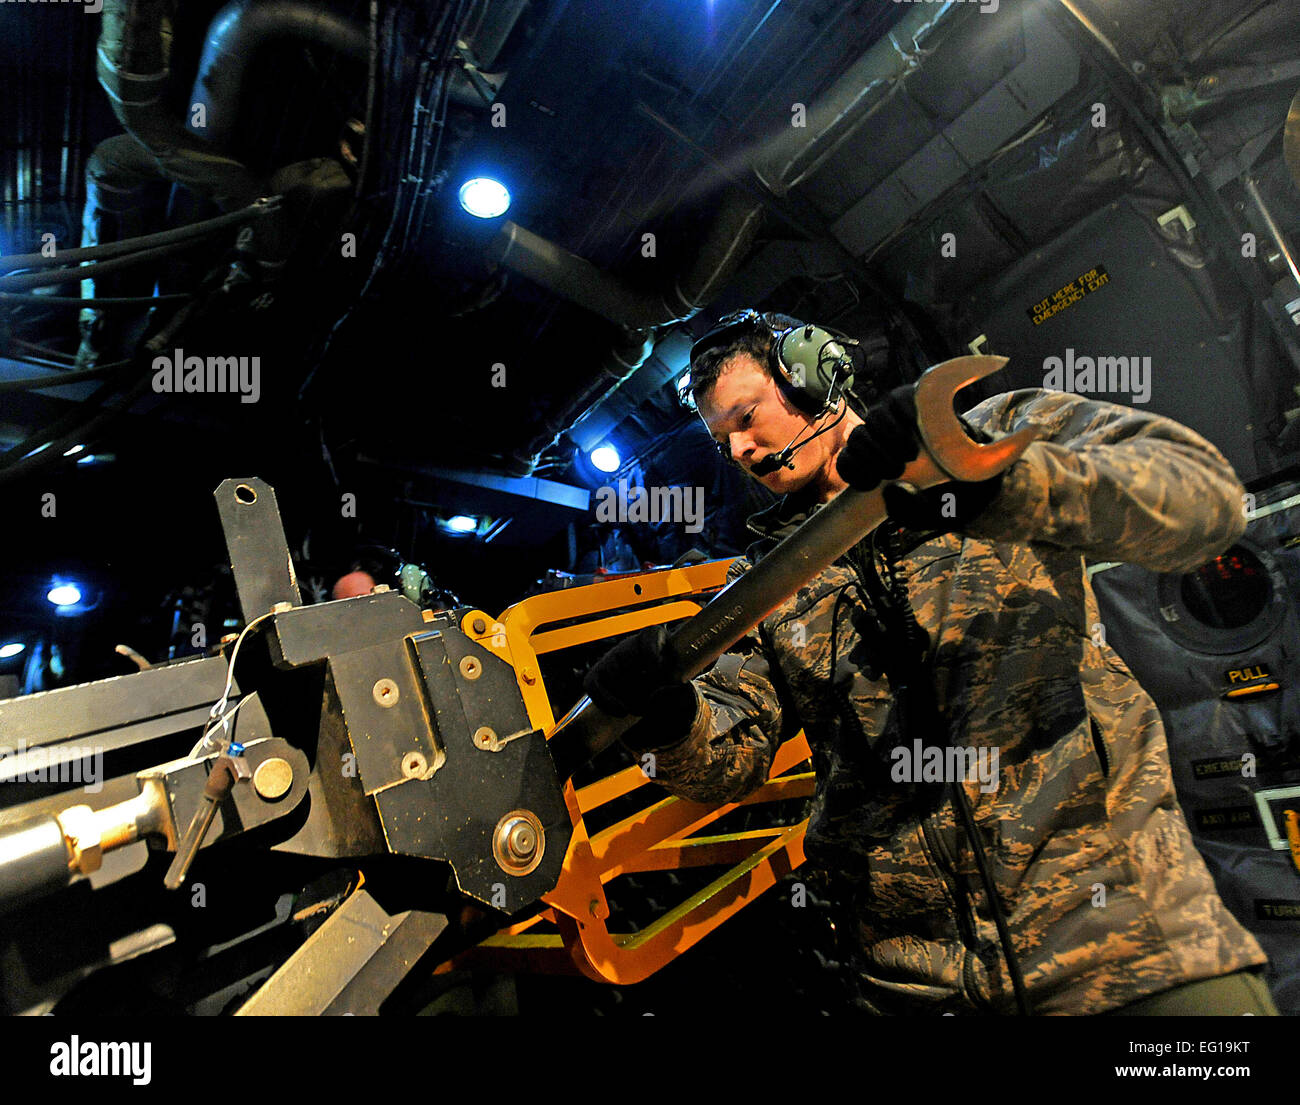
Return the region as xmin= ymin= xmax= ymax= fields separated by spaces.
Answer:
xmin=880 ymin=474 xmax=1004 ymax=533
xmin=582 ymin=624 xmax=699 ymax=752
xmin=837 ymin=386 xmax=1004 ymax=533
xmin=835 ymin=385 xmax=921 ymax=491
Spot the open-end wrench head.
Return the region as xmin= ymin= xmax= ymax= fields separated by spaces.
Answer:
xmin=912 ymin=355 xmax=1044 ymax=483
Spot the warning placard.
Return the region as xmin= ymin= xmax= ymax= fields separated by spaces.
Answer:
xmin=1027 ymin=265 xmax=1110 ymax=325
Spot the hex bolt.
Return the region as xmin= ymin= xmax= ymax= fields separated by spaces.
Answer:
xmin=372 ymin=678 xmax=400 ymax=707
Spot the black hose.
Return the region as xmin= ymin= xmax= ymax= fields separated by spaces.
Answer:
xmin=0 ymin=293 xmax=202 ymax=484
xmin=0 ymin=292 xmax=191 ymax=307
xmin=0 ymin=238 xmax=223 ymax=292
xmin=0 ymin=355 xmax=74 ymax=373
xmin=0 ymin=375 xmax=153 ymax=484
xmin=0 ymin=357 xmax=141 ymax=469
xmin=354 ymin=0 xmax=378 ymax=202
xmin=0 ymin=200 xmax=275 ymax=273
xmin=0 ymin=361 xmax=132 ymax=393
xmin=9 ymin=337 xmax=75 ymax=362
xmin=951 ymin=778 xmax=1033 ymax=1015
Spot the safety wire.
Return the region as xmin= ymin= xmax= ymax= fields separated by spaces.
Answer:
xmin=187 ymin=611 xmax=276 ymax=759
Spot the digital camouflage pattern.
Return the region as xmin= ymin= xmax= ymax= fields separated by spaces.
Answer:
xmin=651 ymin=387 xmax=1268 ymax=1015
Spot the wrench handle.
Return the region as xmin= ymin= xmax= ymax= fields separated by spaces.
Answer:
xmin=548 ymin=457 xmax=938 ymax=780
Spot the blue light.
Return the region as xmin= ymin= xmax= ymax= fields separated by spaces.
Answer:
xmin=589 ymin=445 xmax=621 ymax=473
xmin=63 ymin=444 xmax=84 ymax=456
xmin=446 ymin=514 xmax=478 ymax=533
xmin=458 ymin=178 xmax=511 ymax=219
xmin=47 ymin=584 xmax=82 ymax=606
xmin=0 ymin=643 xmax=24 ymax=659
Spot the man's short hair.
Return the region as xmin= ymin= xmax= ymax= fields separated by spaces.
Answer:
xmin=679 ymin=311 xmax=804 ymax=411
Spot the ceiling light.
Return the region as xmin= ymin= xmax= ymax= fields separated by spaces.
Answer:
xmin=0 ymin=643 xmax=24 ymax=659
xmin=47 ymin=583 xmax=82 ymax=606
xmin=458 ymin=177 xmax=511 ymax=218
xmin=589 ymin=445 xmax=621 ymax=473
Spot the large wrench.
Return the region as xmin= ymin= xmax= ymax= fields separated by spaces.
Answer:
xmin=547 ymin=354 xmax=1043 ymax=779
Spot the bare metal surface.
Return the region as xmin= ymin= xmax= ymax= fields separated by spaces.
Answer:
xmin=234 ymin=889 xmax=447 ymax=1016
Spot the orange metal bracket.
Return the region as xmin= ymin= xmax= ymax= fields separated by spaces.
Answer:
xmin=448 ymin=560 xmax=813 ymax=983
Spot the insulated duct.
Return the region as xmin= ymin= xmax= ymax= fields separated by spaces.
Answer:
xmin=487 ymin=188 xmax=766 ymax=331
xmin=92 ymin=0 xmax=263 ymax=211
xmin=753 ymin=2 xmax=957 ymax=198
xmin=186 ymin=0 xmax=370 ymax=151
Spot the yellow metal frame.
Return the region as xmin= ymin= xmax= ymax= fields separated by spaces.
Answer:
xmin=446 ymin=560 xmax=812 ymax=984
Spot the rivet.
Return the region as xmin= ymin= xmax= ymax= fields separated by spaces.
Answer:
xmin=373 ymin=678 xmax=399 ymax=707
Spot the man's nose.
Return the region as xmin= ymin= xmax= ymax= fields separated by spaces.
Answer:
xmin=729 ymin=434 xmax=756 ymax=463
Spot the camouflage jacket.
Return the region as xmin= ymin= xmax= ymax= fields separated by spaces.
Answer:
xmin=654 ymin=387 xmax=1267 ymax=1015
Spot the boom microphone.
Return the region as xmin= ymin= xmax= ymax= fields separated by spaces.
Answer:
xmin=749 ymin=449 xmax=796 ymax=476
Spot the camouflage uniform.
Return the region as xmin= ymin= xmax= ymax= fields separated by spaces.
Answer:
xmin=653 ymin=387 xmax=1268 ymax=1015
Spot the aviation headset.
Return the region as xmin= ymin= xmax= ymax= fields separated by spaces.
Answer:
xmin=351 ymin=545 xmax=463 ymax=610
xmin=684 ymin=309 xmax=869 ymax=465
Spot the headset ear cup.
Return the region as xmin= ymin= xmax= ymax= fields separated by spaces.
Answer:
xmin=774 ymin=368 xmax=825 ymax=417
xmin=775 ymin=324 xmax=853 ymax=416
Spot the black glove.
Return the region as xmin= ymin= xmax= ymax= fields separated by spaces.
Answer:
xmin=582 ymin=624 xmax=699 ymax=752
xmin=838 ymin=387 xmax=1004 ymax=534
xmin=880 ymin=474 xmax=1004 ymax=534
xmin=835 ymin=385 xmax=920 ymax=491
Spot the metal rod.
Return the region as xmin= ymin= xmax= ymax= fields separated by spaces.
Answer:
xmin=1243 ymin=176 xmax=1300 ymax=291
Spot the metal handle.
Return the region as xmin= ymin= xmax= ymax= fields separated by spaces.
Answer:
xmin=163 ymin=755 xmax=250 ymax=889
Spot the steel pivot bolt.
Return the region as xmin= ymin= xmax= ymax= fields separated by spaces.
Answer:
xmin=492 ymin=810 xmax=544 ymax=876
xmin=505 ymin=820 xmax=536 ymax=859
